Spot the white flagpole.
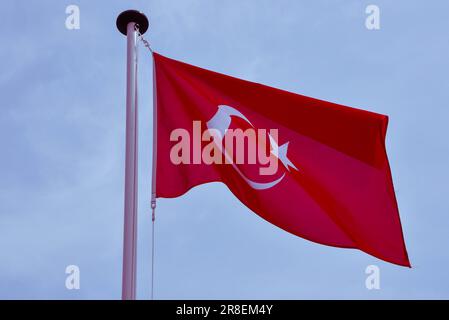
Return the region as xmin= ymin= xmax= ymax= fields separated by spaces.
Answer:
xmin=116 ymin=10 xmax=149 ymax=300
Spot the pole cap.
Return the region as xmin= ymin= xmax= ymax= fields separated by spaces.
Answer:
xmin=116 ymin=10 xmax=149 ymax=35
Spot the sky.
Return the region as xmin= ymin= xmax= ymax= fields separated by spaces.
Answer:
xmin=0 ymin=0 xmax=448 ymax=299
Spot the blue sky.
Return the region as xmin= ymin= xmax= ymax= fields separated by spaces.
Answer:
xmin=0 ymin=0 xmax=448 ymax=299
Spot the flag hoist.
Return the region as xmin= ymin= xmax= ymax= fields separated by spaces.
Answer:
xmin=115 ymin=7 xmax=410 ymax=301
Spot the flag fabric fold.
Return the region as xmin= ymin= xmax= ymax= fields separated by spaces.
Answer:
xmin=152 ymin=52 xmax=410 ymax=267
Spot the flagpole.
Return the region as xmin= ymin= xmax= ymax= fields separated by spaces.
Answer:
xmin=116 ymin=10 xmax=149 ymax=300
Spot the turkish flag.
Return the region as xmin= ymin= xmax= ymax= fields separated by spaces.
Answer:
xmin=153 ymin=52 xmax=410 ymax=267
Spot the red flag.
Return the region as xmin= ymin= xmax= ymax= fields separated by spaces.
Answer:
xmin=153 ymin=52 xmax=410 ymax=267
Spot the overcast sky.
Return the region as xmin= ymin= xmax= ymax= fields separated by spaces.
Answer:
xmin=0 ymin=0 xmax=448 ymax=299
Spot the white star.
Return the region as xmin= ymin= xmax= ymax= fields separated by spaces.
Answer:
xmin=268 ymin=134 xmax=299 ymax=172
